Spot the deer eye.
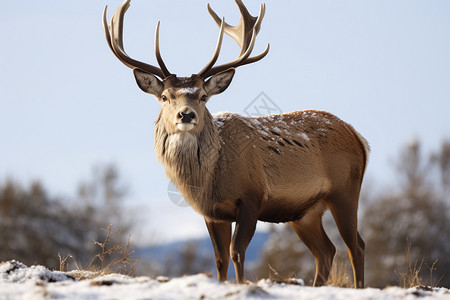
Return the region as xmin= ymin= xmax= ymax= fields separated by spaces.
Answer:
xmin=201 ymin=95 xmax=208 ymax=102
xmin=161 ymin=95 xmax=168 ymax=102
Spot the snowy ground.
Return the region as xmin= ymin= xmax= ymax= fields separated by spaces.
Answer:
xmin=1 ymin=261 xmax=449 ymax=300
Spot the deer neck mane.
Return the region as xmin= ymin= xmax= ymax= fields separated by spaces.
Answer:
xmin=154 ymin=111 xmax=219 ymax=210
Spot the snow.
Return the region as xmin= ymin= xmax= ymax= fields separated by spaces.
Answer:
xmin=179 ymin=87 xmax=200 ymax=94
xmin=299 ymin=132 xmax=310 ymax=141
xmin=1 ymin=261 xmax=449 ymax=300
xmin=212 ymin=110 xmax=332 ymax=144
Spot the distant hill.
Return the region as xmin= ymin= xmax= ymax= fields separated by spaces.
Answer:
xmin=136 ymin=231 xmax=270 ymax=278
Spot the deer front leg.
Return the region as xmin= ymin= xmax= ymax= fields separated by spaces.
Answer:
xmin=230 ymin=199 xmax=259 ymax=284
xmin=205 ymin=219 xmax=232 ymax=281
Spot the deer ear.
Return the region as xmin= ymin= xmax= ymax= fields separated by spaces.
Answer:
xmin=204 ymin=68 xmax=235 ymax=96
xmin=133 ymin=68 xmax=164 ymax=96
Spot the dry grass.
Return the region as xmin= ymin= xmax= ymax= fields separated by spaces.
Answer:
xmin=265 ymin=254 xmax=353 ymax=287
xmin=58 ymin=253 xmax=73 ymax=272
xmin=425 ymin=259 xmax=443 ymax=289
xmin=58 ymin=225 xmax=139 ymax=280
xmin=397 ymin=242 xmax=424 ymax=288
xmin=397 ymin=242 xmax=443 ymax=289
xmin=326 ymin=254 xmax=353 ymax=288
xmin=267 ymin=264 xmax=303 ymax=285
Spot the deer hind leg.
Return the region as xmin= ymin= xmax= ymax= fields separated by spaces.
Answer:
xmin=205 ymin=219 xmax=232 ymax=281
xmin=289 ymin=209 xmax=336 ymax=287
xmin=327 ymin=192 xmax=365 ymax=288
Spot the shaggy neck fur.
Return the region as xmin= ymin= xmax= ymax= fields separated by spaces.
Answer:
xmin=154 ymin=111 xmax=219 ymax=214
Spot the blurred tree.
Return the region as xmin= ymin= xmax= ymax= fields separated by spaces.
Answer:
xmin=362 ymin=140 xmax=450 ymax=287
xmin=0 ymin=164 xmax=135 ymax=269
xmin=0 ymin=180 xmax=86 ymax=267
xmin=76 ymin=164 xmax=133 ymax=247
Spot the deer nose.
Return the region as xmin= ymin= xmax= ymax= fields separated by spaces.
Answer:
xmin=179 ymin=111 xmax=196 ymax=123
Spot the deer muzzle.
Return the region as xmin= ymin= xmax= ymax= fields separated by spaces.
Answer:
xmin=176 ymin=108 xmax=197 ymax=131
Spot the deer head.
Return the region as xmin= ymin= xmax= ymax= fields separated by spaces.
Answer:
xmin=102 ymin=0 xmax=269 ymax=135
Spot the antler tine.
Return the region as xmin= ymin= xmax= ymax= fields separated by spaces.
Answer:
xmin=103 ymin=5 xmax=131 ymax=67
xmin=202 ymin=29 xmax=265 ymax=79
xmin=155 ymin=22 xmax=171 ymax=78
xmin=197 ymin=18 xmax=226 ymax=78
xmin=233 ymin=0 xmax=260 ymax=54
xmin=208 ymin=0 xmax=263 ymax=54
xmin=102 ymin=0 xmax=169 ymax=79
xmin=241 ymin=43 xmax=270 ymax=65
xmin=254 ymin=3 xmax=266 ymax=37
xmin=207 ymin=3 xmax=222 ymax=27
xmin=199 ymin=1 xmax=269 ymax=79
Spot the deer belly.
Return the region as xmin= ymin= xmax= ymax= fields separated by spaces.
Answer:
xmin=258 ymin=177 xmax=329 ymax=223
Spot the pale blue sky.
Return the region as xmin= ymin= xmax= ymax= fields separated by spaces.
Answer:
xmin=1 ymin=1 xmax=449 ymax=242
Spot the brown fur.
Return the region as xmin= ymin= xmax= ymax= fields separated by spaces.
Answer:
xmin=156 ymin=110 xmax=368 ymax=221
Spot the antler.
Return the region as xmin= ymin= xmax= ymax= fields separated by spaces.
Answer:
xmin=198 ymin=0 xmax=270 ymax=79
xmin=102 ymin=0 xmax=171 ymax=79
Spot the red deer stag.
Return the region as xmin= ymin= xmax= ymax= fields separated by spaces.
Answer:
xmin=103 ymin=0 xmax=369 ymax=288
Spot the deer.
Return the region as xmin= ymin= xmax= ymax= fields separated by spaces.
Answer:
xmin=103 ymin=0 xmax=369 ymax=288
